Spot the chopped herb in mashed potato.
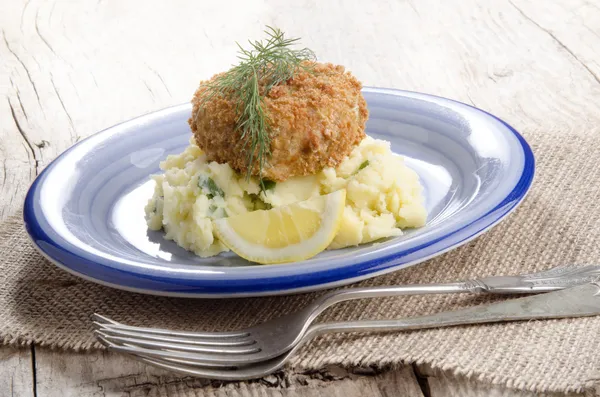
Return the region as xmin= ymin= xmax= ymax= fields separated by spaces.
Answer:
xmin=145 ymin=136 xmax=426 ymax=258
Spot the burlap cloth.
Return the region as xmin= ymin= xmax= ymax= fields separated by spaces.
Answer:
xmin=2 ymin=130 xmax=600 ymax=394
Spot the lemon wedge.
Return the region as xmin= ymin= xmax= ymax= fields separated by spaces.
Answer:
xmin=213 ymin=190 xmax=346 ymax=264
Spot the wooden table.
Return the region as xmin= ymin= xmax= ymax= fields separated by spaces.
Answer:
xmin=2 ymin=0 xmax=600 ymax=395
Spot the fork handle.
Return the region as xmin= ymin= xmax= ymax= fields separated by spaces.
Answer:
xmin=309 ymin=282 xmax=600 ymax=336
xmin=305 ymin=264 xmax=600 ymax=325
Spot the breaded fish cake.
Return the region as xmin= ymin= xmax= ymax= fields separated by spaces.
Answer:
xmin=189 ymin=62 xmax=368 ymax=182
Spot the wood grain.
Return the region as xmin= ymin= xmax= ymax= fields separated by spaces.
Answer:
xmin=32 ymin=351 xmax=427 ymax=397
xmin=1 ymin=0 xmax=600 ymax=395
xmin=0 ymin=347 xmax=34 ymax=397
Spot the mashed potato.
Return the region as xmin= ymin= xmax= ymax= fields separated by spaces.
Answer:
xmin=145 ymin=137 xmax=427 ymax=257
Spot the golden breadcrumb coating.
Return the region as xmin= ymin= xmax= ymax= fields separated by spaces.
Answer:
xmin=188 ymin=62 xmax=368 ymax=182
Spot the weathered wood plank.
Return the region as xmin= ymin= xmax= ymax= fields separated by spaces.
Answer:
xmin=33 ymin=350 xmax=425 ymax=397
xmin=0 ymin=347 xmax=34 ymax=397
xmin=0 ymin=77 xmax=36 ymax=220
xmin=31 ymin=349 xmax=600 ymax=397
xmin=509 ymin=0 xmax=600 ymax=80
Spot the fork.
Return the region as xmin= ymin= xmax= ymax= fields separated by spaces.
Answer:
xmin=93 ymin=264 xmax=600 ymax=367
xmin=97 ymin=281 xmax=600 ymax=380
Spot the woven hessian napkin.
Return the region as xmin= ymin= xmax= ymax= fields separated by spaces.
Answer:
xmin=2 ymin=128 xmax=600 ymax=394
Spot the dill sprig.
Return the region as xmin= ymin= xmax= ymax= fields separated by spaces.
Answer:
xmin=199 ymin=26 xmax=316 ymax=185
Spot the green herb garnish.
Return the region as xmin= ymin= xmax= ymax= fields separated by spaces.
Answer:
xmin=355 ymin=160 xmax=369 ymax=174
xmin=150 ymin=197 xmax=164 ymax=215
xmin=198 ymin=26 xmax=316 ymax=182
xmin=261 ymin=202 xmax=273 ymax=211
xmin=198 ymin=175 xmax=224 ymax=199
xmin=248 ymin=193 xmax=273 ymax=210
xmin=208 ymin=204 xmax=228 ymax=218
xmin=261 ymin=179 xmax=276 ymax=191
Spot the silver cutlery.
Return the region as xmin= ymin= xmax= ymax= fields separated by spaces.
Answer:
xmin=93 ymin=265 xmax=600 ymax=369
xmin=96 ymin=280 xmax=600 ymax=380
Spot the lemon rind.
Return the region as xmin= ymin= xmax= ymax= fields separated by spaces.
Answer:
xmin=213 ymin=190 xmax=346 ymax=264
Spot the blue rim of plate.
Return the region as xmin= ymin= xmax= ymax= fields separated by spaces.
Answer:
xmin=23 ymin=88 xmax=535 ymax=297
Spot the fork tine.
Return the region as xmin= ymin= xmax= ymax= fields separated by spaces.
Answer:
xmin=136 ymin=353 xmax=236 ymax=368
xmin=135 ymin=354 xmax=238 ymax=370
xmin=138 ymin=356 xmax=245 ymax=379
xmin=95 ymin=331 xmax=260 ymax=355
xmin=92 ymin=313 xmax=119 ymax=324
xmin=97 ymin=334 xmax=253 ymax=369
xmin=97 ymin=334 xmax=261 ymax=364
xmin=136 ymin=353 xmax=288 ymax=381
xmin=95 ymin=326 xmax=256 ymax=347
xmin=98 ymin=334 xmax=288 ymax=379
xmin=92 ymin=313 xmax=250 ymax=338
